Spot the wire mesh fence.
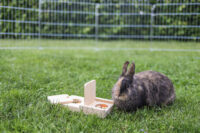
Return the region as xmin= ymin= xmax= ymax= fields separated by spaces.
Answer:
xmin=0 ymin=0 xmax=200 ymax=41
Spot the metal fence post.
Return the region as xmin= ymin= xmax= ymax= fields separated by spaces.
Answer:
xmin=39 ymin=0 xmax=42 ymax=39
xmin=0 ymin=6 xmax=1 ymax=40
xmin=95 ymin=4 xmax=99 ymax=41
xmin=150 ymin=4 xmax=156 ymax=41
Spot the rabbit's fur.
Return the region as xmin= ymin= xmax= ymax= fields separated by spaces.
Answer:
xmin=112 ymin=61 xmax=175 ymax=111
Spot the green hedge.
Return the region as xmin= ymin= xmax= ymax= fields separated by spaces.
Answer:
xmin=0 ymin=0 xmax=199 ymax=40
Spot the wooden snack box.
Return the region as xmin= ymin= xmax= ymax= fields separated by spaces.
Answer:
xmin=47 ymin=80 xmax=114 ymax=118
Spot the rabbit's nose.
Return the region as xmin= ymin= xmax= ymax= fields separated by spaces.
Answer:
xmin=114 ymin=94 xmax=120 ymax=99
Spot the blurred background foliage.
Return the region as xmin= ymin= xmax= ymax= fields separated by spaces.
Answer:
xmin=0 ymin=0 xmax=199 ymax=40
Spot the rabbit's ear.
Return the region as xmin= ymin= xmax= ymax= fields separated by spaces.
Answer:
xmin=121 ymin=61 xmax=129 ymax=76
xmin=127 ymin=61 xmax=135 ymax=77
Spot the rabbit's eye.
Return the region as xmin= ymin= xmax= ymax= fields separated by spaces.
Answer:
xmin=120 ymin=80 xmax=129 ymax=94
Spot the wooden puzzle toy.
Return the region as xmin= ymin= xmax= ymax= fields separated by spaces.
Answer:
xmin=47 ymin=80 xmax=114 ymax=118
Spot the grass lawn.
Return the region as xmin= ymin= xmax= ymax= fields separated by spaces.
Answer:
xmin=0 ymin=40 xmax=200 ymax=132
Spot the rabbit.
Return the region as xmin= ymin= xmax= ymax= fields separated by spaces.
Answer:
xmin=112 ymin=61 xmax=175 ymax=111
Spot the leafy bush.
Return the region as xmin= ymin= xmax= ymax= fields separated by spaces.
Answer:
xmin=0 ymin=0 xmax=199 ymax=40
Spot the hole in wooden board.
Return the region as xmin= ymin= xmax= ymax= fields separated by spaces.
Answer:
xmin=95 ymin=104 xmax=108 ymax=109
xmin=59 ymin=99 xmax=81 ymax=105
xmin=72 ymin=99 xmax=81 ymax=104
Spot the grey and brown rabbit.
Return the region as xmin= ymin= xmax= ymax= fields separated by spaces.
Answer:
xmin=112 ymin=61 xmax=175 ymax=111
